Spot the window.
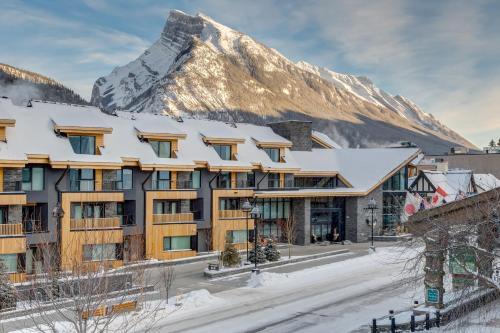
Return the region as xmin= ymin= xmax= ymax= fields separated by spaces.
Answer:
xmin=226 ymin=230 xmax=248 ymax=243
xmin=192 ymin=170 xmax=201 ymax=189
xmin=150 ymin=140 xmax=171 ymax=158
xmin=220 ymin=198 xmax=241 ymax=210
xmin=69 ymin=136 xmax=96 ymax=155
xmin=213 ymin=144 xmax=232 ymax=160
xmin=83 ymin=244 xmax=117 ymax=261
xmin=216 ymin=172 xmax=230 ymax=189
xmin=268 ymin=173 xmax=280 ymax=188
xmin=22 ymin=167 xmax=44 ymax=191
xmin=256 ymin=198 xmax=291 ymax=220
xmin=152 ymin=171 xmax=170 ymax=190
xmin=383 ymin=167 xmax=408 ymax=191
xmin=0 ymin=206 xmax=8 ymax=224
xmin=116 ymin=169 xmax=133 ymax=190
xmin=163 ymin=236 xmax=191 ymax=251
xmin=71 ymin=203 xmax=105 ymax=219
xmin=154 ymin=200 xmax=179 ymax=214
xmin=0 ymin=254 xmax=18 ymax=273
xmin=69 ymin=169 xmax=95 ymax=191
xmin=22 ymin=204 xmax=47 ymax=233
xmin=264 ymin=148 xmax=280 ymax=162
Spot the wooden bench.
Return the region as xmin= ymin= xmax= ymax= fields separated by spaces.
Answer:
xmin=110 ymin=300 xmax=137 ymax=314
xmin=82 ymin=306 xmax=106 ymax=320
xmin=208 ymin=262 xmax=220 ymax=271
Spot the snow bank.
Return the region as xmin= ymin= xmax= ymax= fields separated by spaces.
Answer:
xmin=247 ymin=272 xmax=291 ymax=288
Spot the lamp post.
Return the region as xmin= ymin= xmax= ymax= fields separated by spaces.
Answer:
xmin=250 ymin=205 xmax=261 ymax=274
xmin=365 ymin=198 xmax=378 ymax=251
xmin=242 ymin=199 xmax=253 ymax=265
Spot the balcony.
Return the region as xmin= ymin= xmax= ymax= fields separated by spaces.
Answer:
xmin=234 ymin=180 xmax=255 ymax=189
xmin=69 ymin=180 xmax=128 ymax=192
xmin=153 ymin=212 xmax=194 ymax=224
xmin=219 ymin=210 xmax=248 ymax=219
xmin=152 ymin=180 xmax=198 ymax=190
xmin=22 ymin=219 xmax=48 ymax=233
xmin=0 ymin=223 xmax=23 ymax=236
xmin=70 ymin=217 xmax=121 ymax=231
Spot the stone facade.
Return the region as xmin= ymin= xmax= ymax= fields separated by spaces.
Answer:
xmin=268 ymin=120 xmax=313 ymax=151
xmin=180 ymin=199 xmax=191 ymax=214
xmin=293 ymin=198 xmax=311 ymax=245
xmin=102 ymin=170 xmax=117 ymax=190
xmin=104 ymin=202 xmax=117 ymax=218
xmin=4 ymin=168 xmax=22 ymax=191
xmin=8 ymin=205 xmax=22 ymax=224
xmin=344 ymin=185 xmax=383 ymax=242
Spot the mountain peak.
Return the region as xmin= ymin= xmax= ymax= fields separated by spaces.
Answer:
xmin=91 ymin=9 xmax=475 ymax=154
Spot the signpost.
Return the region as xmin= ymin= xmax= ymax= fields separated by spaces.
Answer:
xmin=426 ymin=287 xmax=440 ymax=304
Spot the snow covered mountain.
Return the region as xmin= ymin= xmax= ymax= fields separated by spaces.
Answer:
xmin=0 ymin=63 xmax=87 ymax=106
xmin=91 ymin=10 xmax=475 ymax=154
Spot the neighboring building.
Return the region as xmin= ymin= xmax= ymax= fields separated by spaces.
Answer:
xmin=425 ymin=153 xmax=500 ymax=179
xmin=473 ymin=173 xmax=500 ymax=193
xmin=0 ymin=97 xmax=419 ymax=281
xmin=408 ymin=170 xmax=477 ymax=203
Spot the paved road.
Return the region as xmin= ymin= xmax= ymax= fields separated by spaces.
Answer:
xmin=1 ymin=242 xmax=406 ymax=332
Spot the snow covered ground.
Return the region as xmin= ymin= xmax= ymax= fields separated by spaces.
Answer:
xmin=9 ymin=246 xmax=499 ymax=332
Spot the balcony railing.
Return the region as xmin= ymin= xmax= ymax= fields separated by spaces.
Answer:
xmin=70 ymin=217 xmax=121 ymax=230
xmin=153 ymin=212 xmax=194 ymax=224
xmin=219 ymin=210 xmax=249 ymax=219
xmin=151 ymin=180 xmax=198 ymax=190
xmin=0 ymin=223 xmax=23 ymax=236
xmin=235 ymin=180 xmax=255 ymax=189
xmin=23 ymin=219 xmax=48 ymax=233
xmin=70 ymin=180 xmax=96 ymax=192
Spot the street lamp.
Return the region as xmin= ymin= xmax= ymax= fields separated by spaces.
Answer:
xmin=250 ymin=205 xmax=261 ymax=274
xmin=364 ymin=198 xmax=378 ymax=251
xmin=242 ymin=199 xmax=253 ymax=265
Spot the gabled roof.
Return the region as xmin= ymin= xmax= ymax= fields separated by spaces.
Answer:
xmin=473 ymin=173 xmax=500 ymax=192
xmin=311 ymin=131 xmax=342 ymax=149
xmin=419 ymin=170 xmax=474 ymax=201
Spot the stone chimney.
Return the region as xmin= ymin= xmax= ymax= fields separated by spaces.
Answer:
xmin=268 ymin=120 xmax=312 ymax=151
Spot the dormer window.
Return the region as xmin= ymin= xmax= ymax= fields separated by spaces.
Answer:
xmin=263 ymin=148 xmax=280 ymax=162
xmin=69 ymin=136 xmax=96 ymax=155
xmin=150 ymin=140 xmax=172 ymax=158
xmin=213 ymin=144 xmax=232 ymax=160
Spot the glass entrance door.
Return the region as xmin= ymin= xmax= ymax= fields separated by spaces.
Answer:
xmin=310 ymin=209 xmax=343 ymax=243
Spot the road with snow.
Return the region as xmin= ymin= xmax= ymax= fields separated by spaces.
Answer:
xmin=151 ymin=247 xmax=421 ymax=333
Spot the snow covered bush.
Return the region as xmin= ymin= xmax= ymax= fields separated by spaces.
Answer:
xmin=264 ymin=242 xmax=281 ymax=262
xmin=249 ymin=246 xmax=267 ymax=264
xmin=0 ymin=263 xmax=16 ymax=310
xmin=222 ymin=244 xmax=241 ymax=267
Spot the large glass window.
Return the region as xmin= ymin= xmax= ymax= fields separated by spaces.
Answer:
xmin=0 ymin=254 xmax=18 ymax=273
xmin=226 ymin=230 xmax=248 ymax=243
xmin=154 ymin=200 xmax=179 ymax=214
xmin=22 ymin=204 xmax=47 ymax=233
xmin=69 ymin=136 xmax=96 ymax=155
xmin=256 ymin=198 xmax=291 ymax=220
xmin=383 ymin=167 xmax=408 ymax=191
xmin=69 ymin=169 xmax=95 ymax=191
xmin=83 ymin=244 xmax=117 ymax=261
xmin=219 ymin=198 xmax=241 ymax=211
xmin=264 ymin=148 xmax=280 ymax=162
xmin=0 ymin=206 xmax=7 ymax=224
xmin=216 ymin=172 xmax=231 ymax=189
xmin=163 ymin=236 xmax=191 ymax=251
xmin=71 ymin=203 xmax=105 ymax=219
xmin=192 ymin=170 xmax=201 ymax=189
xmin=213 ymin=144 xmax=232 ymax=160
xmin=150 ymin=140 xmax=171 ymax=158
xmin=152 ymin=171 xmax=170 ymax=190
xmin=382 ymin=192 xmax=405 ymax=232
xmin=116 ymin=169 xmax=133 ymax=190
xmin=268 ymin=173 xmax=280 ymax=188
xmin=22 ymin=167 xmax=44 ymax=191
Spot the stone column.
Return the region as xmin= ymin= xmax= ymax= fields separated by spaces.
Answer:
xmin=424 ymin=230 xmax=447 ymax=309
xmin=8 ymin=205 xmax=22 ymax=224
xmin=293 ymin=198 xmax=310 ymax=245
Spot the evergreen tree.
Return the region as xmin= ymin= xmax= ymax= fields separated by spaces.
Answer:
xmin=0 ymin=263 xmax=16 ymax=310
xmin=222 ymin=244 xmax=241 ymax=267
xmin=249 ymin=246 xmax=266 ymax=264
xmin=489 ymin=139 xmax=496 ymax=148
xmin=497 ymin=138 xmax=500 ymax=146
xmin=264 ymin=242 xmax=281 ymax=262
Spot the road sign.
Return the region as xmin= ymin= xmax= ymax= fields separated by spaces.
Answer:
xmin=426 ymin=287 xmax=440 ymax=304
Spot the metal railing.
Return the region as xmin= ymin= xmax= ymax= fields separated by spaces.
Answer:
xmin=153 ymin=212 xmax=194 ymax=224
xmin=0 ymin=223 xmax=23 ymax=236
xmin=70 ymin=217 xmax=121 ymax=230
xmin=234 ymin=180 xmax=255 ymax=188
xmin=69 ymin=180 xmax=96 ymax=192
xmin=22 ymin=219 xmax=48 ymax=233
xmin=219 ymin=210 xmax=248 ymax=219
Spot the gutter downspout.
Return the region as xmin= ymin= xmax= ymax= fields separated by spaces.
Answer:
xmin=54 ymin=166 xmax=69 ymax=271
xmin=208 ymin=171 xmax=222 ymax=252
xmin=141 ymin=170 xmax=154 ymax=260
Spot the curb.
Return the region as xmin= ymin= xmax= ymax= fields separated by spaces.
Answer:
xmin=204 ymin=249 xmax=350 ymax=278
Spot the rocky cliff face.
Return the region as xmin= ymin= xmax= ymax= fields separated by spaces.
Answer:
xmin=0 ymin=63 xmax=88 ymax=106
xmin=91 ymin=10 xmax=475 ymax=154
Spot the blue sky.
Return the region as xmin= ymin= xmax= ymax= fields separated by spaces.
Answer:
xmin=1 ymin=0 xmax=499 ymax=147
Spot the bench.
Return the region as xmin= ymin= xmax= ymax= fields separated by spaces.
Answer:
xmin=110 ymin=300 xmax=137 ymax=314
xmin=81 ymin=306 xmax=106 ymax=320
xmin=208 ymin=263 xmax=220 ymax=271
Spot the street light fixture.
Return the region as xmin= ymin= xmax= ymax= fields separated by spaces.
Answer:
xmin=250 ymin=205 xmax=261 ymax=274
xmin=364 ymin=198 xmax=378 ymax=251
xmin=242 ymin=199 xmax=253 ymax=265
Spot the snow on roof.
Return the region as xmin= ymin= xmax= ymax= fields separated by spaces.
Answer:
xmin=422 ymin=170 xmax=473 ymax=201
xmin=291 ymin=148 xmax=419 ymax=192
xmin=0 ymin=98 xmax=417 ymax=180
xmin=312 ymin=131 xmax=342 ymax=149
xmin=473 ymin=173 xmax=500 ymax=192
